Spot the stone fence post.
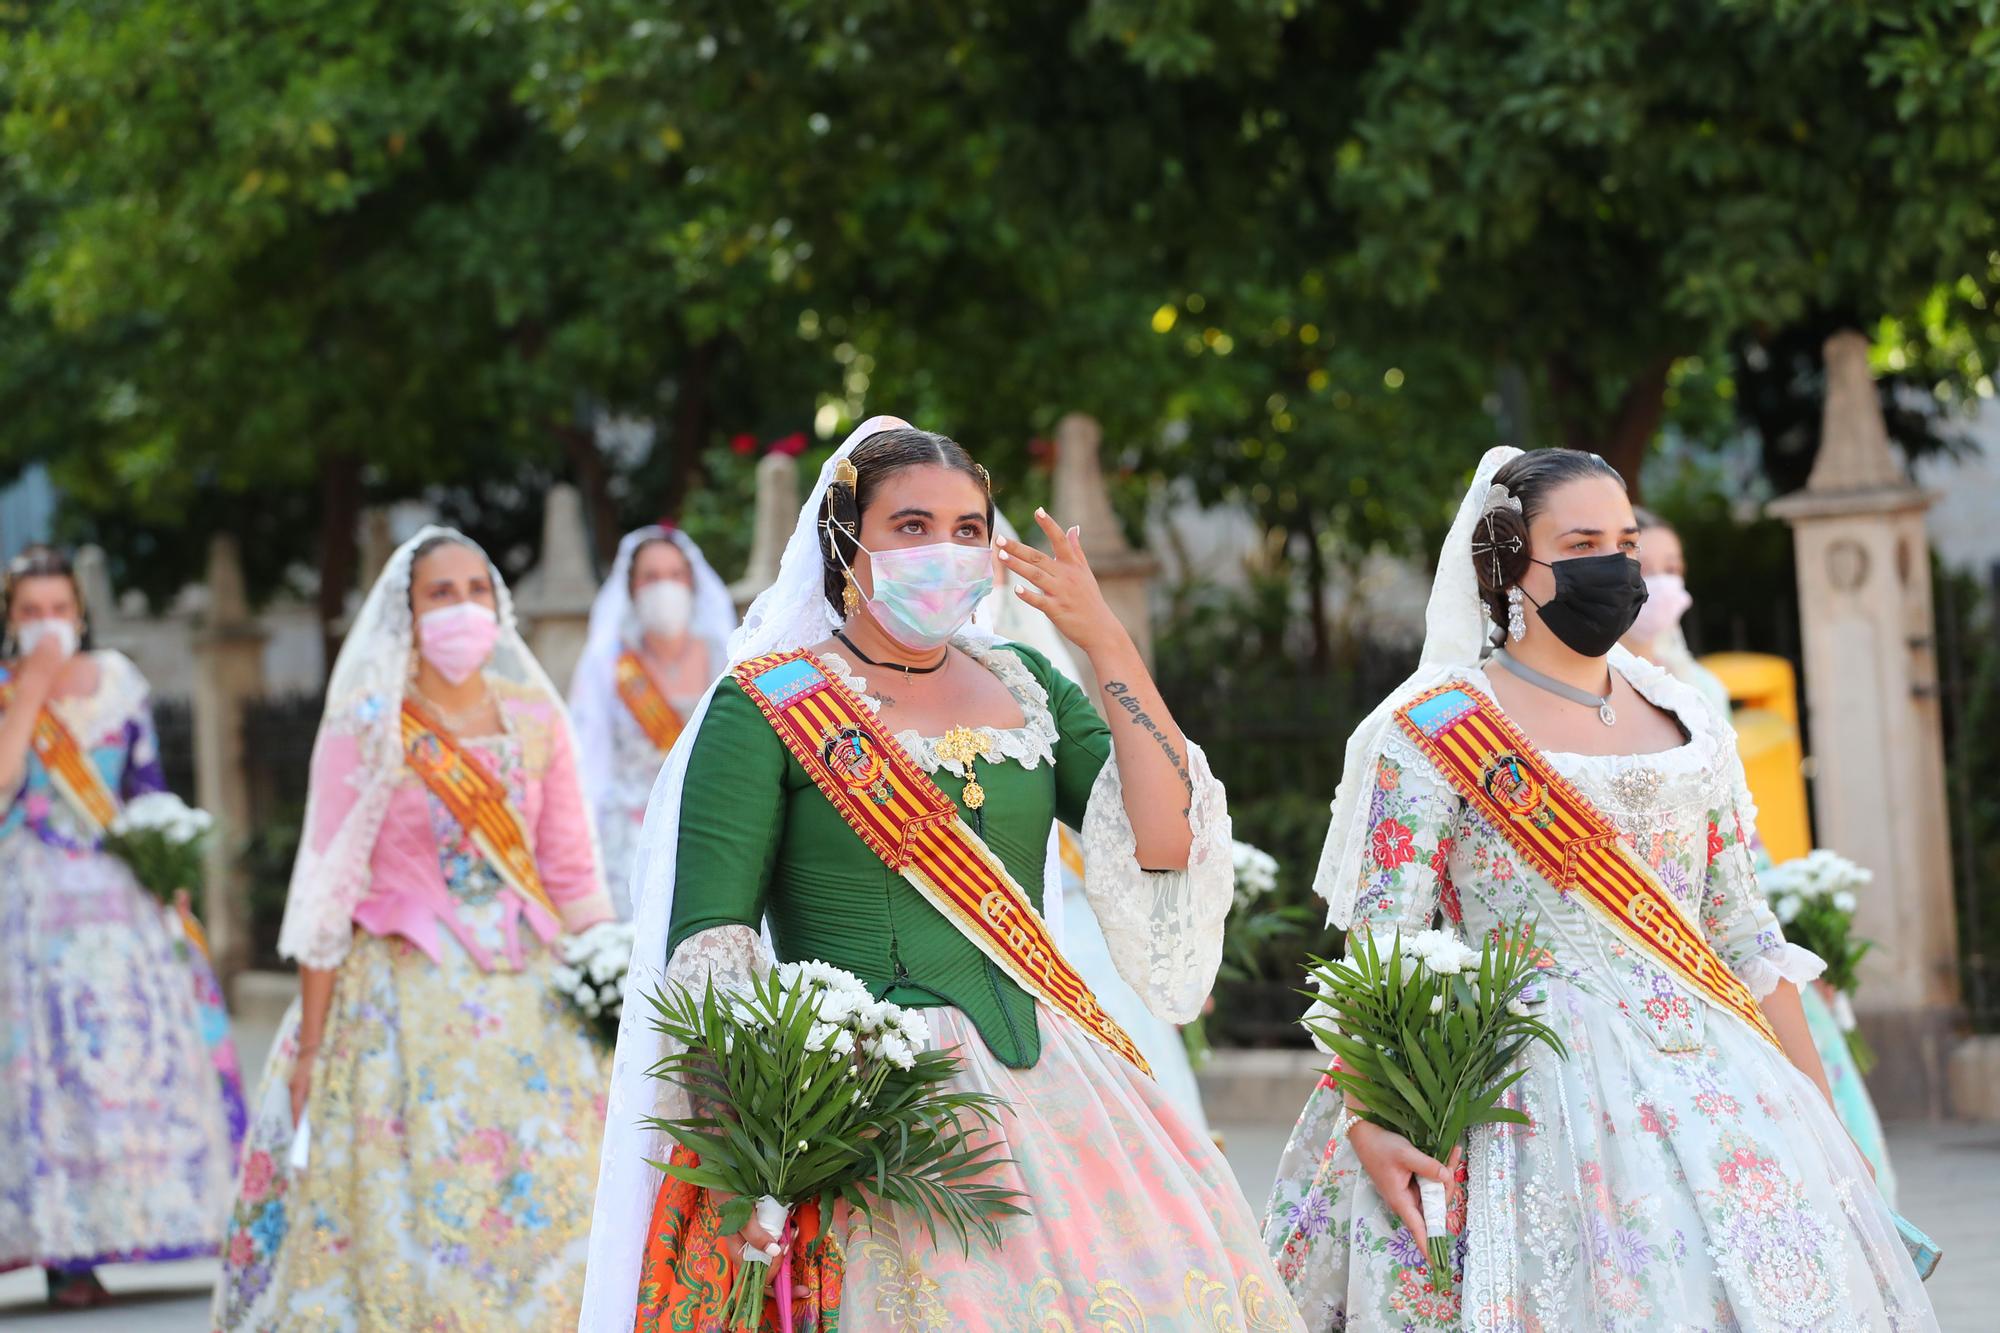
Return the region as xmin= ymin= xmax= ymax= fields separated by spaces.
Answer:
xmin=191 ymin=534 xmax=267 ymax=984
xmin=730 ymin=450 xmax=801 ymax=615
xmin=513 ymin=484 xmax=599 ymax=691
xmin=1768 ymin=329 xmax=1961 ymax=1118
xmin=1051 ymin=413 xmax=1159 ymax=670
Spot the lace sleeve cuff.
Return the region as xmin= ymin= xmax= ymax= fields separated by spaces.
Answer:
xmin=1736 ymin=942 xmax=1826 ymax=999
xmin=1077 ymin=740 xmax=1233 ymax=1024
xmin=641 ymin=924 xmax=775 ymax=1123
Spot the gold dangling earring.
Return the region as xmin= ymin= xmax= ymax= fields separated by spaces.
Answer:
xmin=842 ymin=574 xmax=862 ymax=617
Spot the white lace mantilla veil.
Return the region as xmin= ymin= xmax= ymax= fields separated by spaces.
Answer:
xmin=1312 ymin=445 xmax=1522 ymax=930
xmin=274 ymin=524 xmax=587 ymax=971
xmin=581 ymin=414 xmax=985 ymax=1324
xmin=566 ymin=524 xmax=738 ymax=812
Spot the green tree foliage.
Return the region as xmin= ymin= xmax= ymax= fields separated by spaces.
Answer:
xmin=6 ymin=0 xmax=2000 ymax=625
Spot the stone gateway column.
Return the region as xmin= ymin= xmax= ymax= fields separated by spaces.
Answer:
xmin=1050 ymin=413 xmax=1159 ymax=671
xmin=513 ymin=485 xmax=599 ymax=691
xmin=730 ymin=450 xmax=800 ymax=616
xmin=191 ymin=534 xmax=268 ymax=985
xmin=1768 ymin=329 xmax=1961 ymax=1119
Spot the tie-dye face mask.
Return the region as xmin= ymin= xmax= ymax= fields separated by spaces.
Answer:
xmin=845 ymin=537 xmax=994 ymax=650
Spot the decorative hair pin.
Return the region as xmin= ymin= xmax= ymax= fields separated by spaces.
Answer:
xmin=1482 ymin=483 xmax=1522 ymax=516
xmin=972 ymin=462 xmax=991 ymax=493
xmin=832 ymin=457 xmax=858 ymax=489
xmin=1471 ymin=514 xmax=1524 ymax=584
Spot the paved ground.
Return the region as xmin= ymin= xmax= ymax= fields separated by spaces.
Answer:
xmin=5 ymin=1016 xmax=1994 ymax=1330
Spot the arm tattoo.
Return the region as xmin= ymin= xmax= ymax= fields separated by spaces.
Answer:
xmin=1102 ymin=680 xmax=1194 ymax=813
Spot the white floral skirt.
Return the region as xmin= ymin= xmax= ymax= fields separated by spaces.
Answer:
xmin=1263 ymin=977 xmax=1936 ymax=1332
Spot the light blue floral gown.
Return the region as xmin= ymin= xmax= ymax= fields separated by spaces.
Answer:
xmin=1263 ymin=660 xmax=1936 ymax=1332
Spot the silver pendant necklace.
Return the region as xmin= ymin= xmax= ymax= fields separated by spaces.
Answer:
xmin=1492 ymin=648 xmax=1617 ymax=726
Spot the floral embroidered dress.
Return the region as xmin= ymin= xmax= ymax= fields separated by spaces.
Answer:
xmin=626 ymin=637 xmax=1299 ymax=1332
xmin=0 ymin=650 xmax=245 ymax=1275
xmin=1263 ymin=659 xmax=1936 ymax=1332
xmin=214 ymin=680 xmax=615 ymax=1331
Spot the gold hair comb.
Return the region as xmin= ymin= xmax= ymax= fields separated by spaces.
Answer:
xmin=833 ymin=457 xmax=859 ymax=489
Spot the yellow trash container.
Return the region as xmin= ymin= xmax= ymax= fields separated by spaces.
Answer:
xmin=1699 ymin=652 xmax=1812 ymax=864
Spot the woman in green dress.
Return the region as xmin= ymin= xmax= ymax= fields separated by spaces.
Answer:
xmin=582 ymin=417 xmax=1300 ymax=1331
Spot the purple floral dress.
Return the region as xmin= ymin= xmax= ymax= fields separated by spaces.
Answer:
xmin=0 ymin=650 xmax=245 ymax=1274
xmin=1263 ymin=662 xmax=1936 ymax=1332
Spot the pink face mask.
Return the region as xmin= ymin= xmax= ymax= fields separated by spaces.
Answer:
xmin=850 ymin=539 xmax=994 ymax=650
xmin=1628 ymin=573 xmax=1693 ymax=646
xmin=416 ymin=602 xmax=500 ymax=684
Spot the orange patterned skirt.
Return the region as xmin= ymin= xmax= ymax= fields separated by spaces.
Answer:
xmin=634 ymin=1147 xmax=844 ymax=1333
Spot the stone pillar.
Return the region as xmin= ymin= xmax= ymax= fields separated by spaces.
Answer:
xmin=191 ymin=535 xmax=267 ymax=985
xmin=73 ymin=545 xmax=117 ymax=635
xmin=1050 ymin=412 xmax=1159 ymax=669
xmin=1768 ymin=330 xmax=1961 ymax=1119
xmin=730 ymin=450 xmax=801 ymax=615
xmin=512 ymin=484 xmax=599 ymax=691
xmin=357 ymin=506 xmax=397 ymax=592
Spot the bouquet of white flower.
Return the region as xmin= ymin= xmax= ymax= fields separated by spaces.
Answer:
xmin=1302 ymin=922 xmax=1567 ymax=1296
xmin=1762 ymin=849 xmax=1875 ymax=1069
xmin=104 ymin=791 xmax=214 ymax=905
xmin=548 ymin=920 xmax=634 ymax=1044
xmin=1231 ymin=838 xmax=1280 ymax=911
xmin=643 ymin=960 xmax=1024 ymax=1332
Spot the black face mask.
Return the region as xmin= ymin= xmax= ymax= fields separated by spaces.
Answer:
xmin=1524 ymin=553 xmax=1648 ymax=658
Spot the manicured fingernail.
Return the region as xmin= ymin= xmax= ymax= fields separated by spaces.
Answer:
xmin=994 ymin=534 xmax=1008 ymax=547
xmin=1036 ymin=506 xmax=1048 ymax=517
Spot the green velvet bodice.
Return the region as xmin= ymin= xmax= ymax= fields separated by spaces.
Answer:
xmin=667 ymin=642 xmax=1110 ymax=1068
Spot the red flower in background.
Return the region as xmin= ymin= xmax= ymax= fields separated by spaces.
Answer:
xmin=768 ymin=432 xmax=808 ymax=457
xmin=729 ymin=432 xmax=758 ymax=456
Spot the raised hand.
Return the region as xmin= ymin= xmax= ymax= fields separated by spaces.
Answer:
xmin=994 ymin=508 xmax=1121 ymax=655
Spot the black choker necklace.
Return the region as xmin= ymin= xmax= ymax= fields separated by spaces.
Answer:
xmin=834 ymin=630 xmax=948 ymax=675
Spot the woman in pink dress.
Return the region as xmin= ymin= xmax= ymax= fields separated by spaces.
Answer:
xmin=213 ymin=527 xmax=616 ymax=1330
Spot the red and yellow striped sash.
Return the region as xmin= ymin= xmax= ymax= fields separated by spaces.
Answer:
xmin=400 ymin=698 xmax=560 ymax=922
xmin=0 ymin=678 xmax=119 ymax=835
xmin=734 ymin=649 xmax=1151 ymax=1076
xmin=615 ymin=650 xmax=686 ymax=753
xmin=1395 ymin=683 xmax=1781 ymax=1049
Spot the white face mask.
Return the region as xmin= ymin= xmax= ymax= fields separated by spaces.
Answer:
xmin=634 ymin=580 xmax=694 ymax=638
xmin=16 ymin=618 xmax=79 ymax=661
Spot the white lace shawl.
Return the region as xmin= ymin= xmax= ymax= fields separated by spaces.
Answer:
xmin=1314 ymin=445 xmax=1521 ymax=928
